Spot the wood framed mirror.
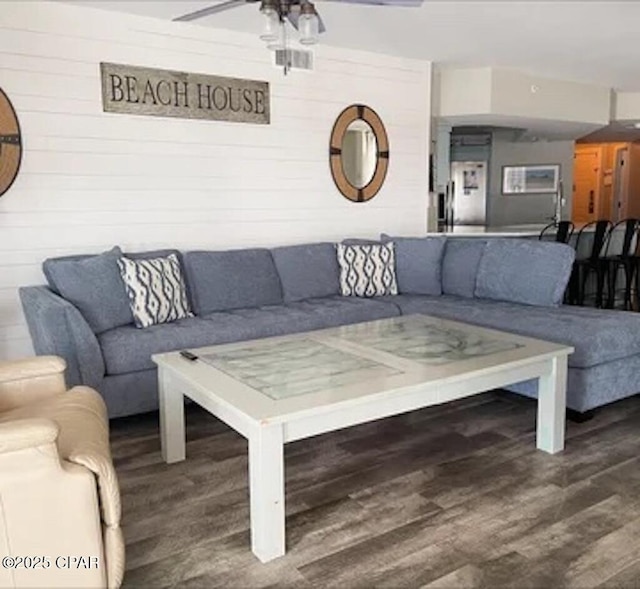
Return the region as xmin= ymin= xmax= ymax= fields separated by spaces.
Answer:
xmin=329 ymin=104 xmax=389 ymax=203
xmin=0 ymin=88 xmax=22 ymax=198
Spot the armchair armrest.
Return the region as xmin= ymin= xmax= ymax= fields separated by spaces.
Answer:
xmin=0 ymin=356 xmax=65 ymax=385
xmin=0 ymin=417 xmax=110 ymax=588
xmin=0 ymin=356 xmax=67 ymax=411
xmin=0 ymin=418 xmax=59 ymax=454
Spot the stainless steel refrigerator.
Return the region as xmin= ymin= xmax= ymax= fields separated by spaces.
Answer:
xmin=450 ymin=161 xmax=487 ymax=225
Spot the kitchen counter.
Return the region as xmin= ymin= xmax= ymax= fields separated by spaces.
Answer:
xmin=428 ymin=224 xmax=548 ymax=237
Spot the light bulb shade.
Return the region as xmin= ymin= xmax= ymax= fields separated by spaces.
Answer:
xmin=267 ymin=22 xmax=286 ymax=50
xmin=298 ymin=13 xmax=319 ymax=45
xmin=260 ymin=8 xmax=280 ymax=42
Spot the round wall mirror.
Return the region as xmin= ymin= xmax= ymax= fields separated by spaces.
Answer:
xmin=329 ymin=104 xmax=389 ymax=202
xmin=0 ymin=88 xmax=22 ymax=199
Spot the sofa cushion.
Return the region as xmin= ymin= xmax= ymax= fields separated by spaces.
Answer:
xmin=182 ymin=249 xmax=283 ymax=315
xmin=388 ymin=294 xmax=640 ymax=369
xmin=117 ymin=254 xmax=192 ymax=328
xmin=43 ymin=247 xmax=183 ymax=334
xmin=43 ymin=248 xmax=180 ymax=287
xmin=285 ymin=296 xmax=400 ymax=328
xmin=336 ymin=243 xmax=398 ymax=297
xmin=271 ymin=243 xmax=340 ymax=302
xmin=98 ymin=296 xmax=399 ymax=375
xmin=381 ymin=235 xmax=445 ymax=295
xmin=475 ymin=239 xmax=575 ymax=306
xmin=43 ymin=246 xmax=132 ymax=334
xmin=442 ymin=239 xmax=487 ymax=298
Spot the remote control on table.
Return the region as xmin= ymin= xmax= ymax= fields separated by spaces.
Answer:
xmin=179 ymin=350 xmax=198 ymax=361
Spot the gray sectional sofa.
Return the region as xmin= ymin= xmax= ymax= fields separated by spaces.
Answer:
xmin=20 ymin=236 xmax=640 ymax=419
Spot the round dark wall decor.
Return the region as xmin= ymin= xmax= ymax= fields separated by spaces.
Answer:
xmin=0 ymin=88 xmax=23 ymax=198
xmin=329 ymin=104 xmax=389 ymax=203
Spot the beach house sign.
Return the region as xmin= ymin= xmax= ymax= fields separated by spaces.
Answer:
xmin=100 ymin=63 xmax=270 ymax=124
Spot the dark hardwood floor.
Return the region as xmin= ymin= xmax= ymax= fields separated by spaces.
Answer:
xmin=112 ymin=392 xmax=640 ymax=588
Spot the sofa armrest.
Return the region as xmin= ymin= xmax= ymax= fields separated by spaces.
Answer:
xmin=0 ymin=418 xmax=59 ymax=454
xmin=19 ymin=286 xmax=105 ymax=389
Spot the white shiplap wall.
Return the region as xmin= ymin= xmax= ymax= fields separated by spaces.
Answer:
xmin=0 ymin=1 xmax=431 ymax=360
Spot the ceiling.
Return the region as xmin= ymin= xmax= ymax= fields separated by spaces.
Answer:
xmin=64 ymin=1 xmax=640 ymax=91
xmin=62 ymin=1 xmax=640 ymax=142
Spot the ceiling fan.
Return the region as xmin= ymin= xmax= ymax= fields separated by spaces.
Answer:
xmin=174 ymin=0 xmax=424 ymax=45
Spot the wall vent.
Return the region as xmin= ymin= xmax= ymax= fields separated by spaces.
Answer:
xmin=274 ymin=49 xmax=313 ymax=71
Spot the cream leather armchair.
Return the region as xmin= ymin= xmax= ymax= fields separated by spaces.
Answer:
xmin=0 ymin=356 xmax=124 ymax=588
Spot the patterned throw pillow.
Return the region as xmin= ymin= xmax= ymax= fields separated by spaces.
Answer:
xmin=117 ymin=254 xmax=192 ymax=328
xmin=336 ymin=242 xmax=398 ymax=297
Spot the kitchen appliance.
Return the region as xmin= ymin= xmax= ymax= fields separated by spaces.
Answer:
xmin=450 ymin=161 xmax=487 ymax=225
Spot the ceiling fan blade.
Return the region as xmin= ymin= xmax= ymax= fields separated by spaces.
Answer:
xmin=287 ymin=5 xmax=326 ymax=34
xmin=173 ymin=0 xmax=254 ymax=22
xmin=321 ymin=0 xmax=423 ymax=6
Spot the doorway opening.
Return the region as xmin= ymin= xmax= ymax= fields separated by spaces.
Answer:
xmin=572 ymin=142 xmax=640 ymax=224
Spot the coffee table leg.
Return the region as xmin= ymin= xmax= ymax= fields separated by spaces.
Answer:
xmin=159 ymin=371 xmax=186 ymax=463
xmin=249 ymin=424 xmax=285 ymax=562
xmin=536 ymin=355 xmax=567 ymax=454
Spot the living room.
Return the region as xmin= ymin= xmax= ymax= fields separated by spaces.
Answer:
xmin=2 ymin=1 xmax=640 ymax=587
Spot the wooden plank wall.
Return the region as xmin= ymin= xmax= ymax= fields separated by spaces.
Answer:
xmin=0 ymin=1 xmax=431 ymax=359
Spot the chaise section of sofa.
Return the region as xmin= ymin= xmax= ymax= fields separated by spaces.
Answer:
xmin=386 ymin=293 xmax=640 ymax=411
xmin=19 ymin=235 xmax=640 ymax=418
xmin=379 ymin=235 xmax=640 ymax=413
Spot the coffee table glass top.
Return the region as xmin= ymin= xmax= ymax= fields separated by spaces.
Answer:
xmin=339 ymin=319 xmax=523 ymax=364
xmin=199 ymin=317 xmax=523 ymax=401
xmin=200 ymin=339 xmax=400 ymax=400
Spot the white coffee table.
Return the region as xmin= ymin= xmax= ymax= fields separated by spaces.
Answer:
xmin=152 ymin=314 xmax=573 ymax=563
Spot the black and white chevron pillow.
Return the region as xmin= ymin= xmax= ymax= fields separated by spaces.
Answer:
xmin=117 ymin=254 xmax=192 ymax=328
xmin=336 ymin=242 xmax=398 ymax=297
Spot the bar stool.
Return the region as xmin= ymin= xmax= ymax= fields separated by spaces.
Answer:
xmin=567 ymin=219 xmax=612 ymax=306
xmin=538 ymin=220 xmax=575 ymax=244
xmin=601 ymin=218 xmax=639 ymax=309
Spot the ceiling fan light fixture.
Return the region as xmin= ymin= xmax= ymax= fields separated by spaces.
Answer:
xmin=298 ymin=2 xmax=319 ymax=45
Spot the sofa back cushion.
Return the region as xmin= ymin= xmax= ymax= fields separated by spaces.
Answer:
xmin=43 ymin=247 xmax=182 ymax=334
xmin=43 ymin=246 xmax=133 ymax=334
xmin=271 ymin=243 xmax=340 ymax=302
xmin=442 ymin=239 xmax=487 ymax=298
xmin=183 ymin=249 xmax=283 ymax=314
xmin=474 ymin=239 xmax=575 ymax=306
xmin=381 ymin=235 xmax=445 ymax=295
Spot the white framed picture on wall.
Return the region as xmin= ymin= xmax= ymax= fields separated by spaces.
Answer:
xmin=502 ymin=164 xmax=560 ymax=194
